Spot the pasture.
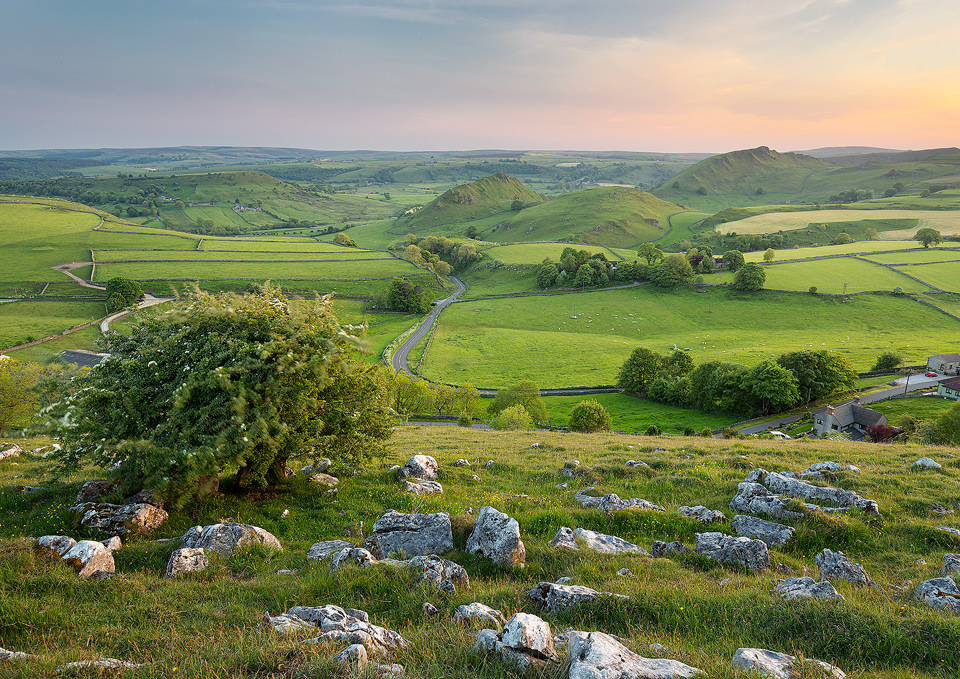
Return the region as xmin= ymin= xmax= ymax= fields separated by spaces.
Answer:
xmin=420 ymin=286 xmax=960 ymax=388
xmin=900 ymin=262 xmax=960 ymax=292
xmin=541 ymin=392 xmax=740 ymax=434
xmin=861 ymin=248 xmax=960 ymax=265
xmin=199 ymin=239 xmax=354 ymax=252
xmin=0 ymin=300 xmax=106 ymax=350
xmin=741 ymin=241 xmax=922 ymax=263
xmin=758 ymin=258 xmax=934 ymax=294
xmin=716 ymin=209 xmax=960 ymax=236
xmin=93 ymin=250 xmax=394 ymax=262
xmin=91 ymin=258 xmax=426 ymax=282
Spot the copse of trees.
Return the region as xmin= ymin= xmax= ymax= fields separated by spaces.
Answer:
xmin=734 ymin=262 xmax=766 ymax=291
xmin=387 ymin=372 xmax=482 ymax=421
xmin=47 ymin=286 xmax=394 ymax=506
xmin=104 ymin=277 xmax=144 ymax=313
xmin=373 ymin=277 xmax=433 ymax=313
xmin=400 ymin=234 xmax=480 ymax=275
xmin=488 ymin=380 xmax=547 ymax=425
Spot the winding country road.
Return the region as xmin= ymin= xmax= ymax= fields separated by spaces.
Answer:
xmin=391 ymin=276 xmax=466 ymax=375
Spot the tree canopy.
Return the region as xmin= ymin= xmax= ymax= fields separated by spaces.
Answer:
xmin=914 ymin=228 xmax=943 ymax=248
xmin=568 ymin=400 xmax=611 ymax=432
xmin=48 ymin=286 xmax=394 ymax=505
xmin=722 ymin=250 xmax=745 ymax=271
xmin=488 ymin=380 xmax=547 ymax=425
xmin=777 ymin=350 xmax=857 ymax=403
xmin=733 ymin=262 xmax=766 ymax=291
xmin=105 ymin=277 xmax=144 ymax=314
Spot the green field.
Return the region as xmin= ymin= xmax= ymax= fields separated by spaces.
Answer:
xmin=0 ymin=301 xmax=105 ymax=349
xmin=718 ymin=209 xmax=960 ymax=236
xmin=862 ymin=248 xmax=960 ymax=265
xmin=871 ymin=396 xmax=957 ymax=426
xmin=199 ymin=238 xmax=347 ymax=251
xmin=901 ymin=261 xmax=960 ymax=292
xmin=92 ymin=258 xmax=427 ymax=282
xmin=542 ymin=392 xmax=740 ymax=434
xmin=742 ymin=240 xmax=923 ymax=262
xmin=420 ymin=286 xmax=960 ymax=388
xmin=918 ymin=292 xmax=960 ymax=317
xmin=753 ymin=258 xmax=933 ymax=294
xmin=5 ymin=326 xmax=102 ymax=363
xmin=94 ymin=249 xmax=394 ymax=262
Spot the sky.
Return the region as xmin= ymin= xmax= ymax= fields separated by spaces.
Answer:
xmin=2 ymin=0 xmax=959 ymax=153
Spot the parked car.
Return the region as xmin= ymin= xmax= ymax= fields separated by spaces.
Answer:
xmin=769 ymin=430 xmax=793 ymax=440
xmin=925 ymin=372 xmax=939 ymax=377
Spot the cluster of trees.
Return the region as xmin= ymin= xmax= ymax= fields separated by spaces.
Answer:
xmin=104 ymin=277 xmax=144 ymax=313
xmin=617 ymin=346 xmax=857 ymax=417
xmin=827 ymin=189 xmax=874 ymax=204
xmin=402 ymin=234 xmax=480 ymax=276
xmin=387 ymin=373 xmax=482 ymax=421
xmin=47 ymin=286 xmax=395 ymax=505
xmin=536 ymin=247 xmax=615 ymax=289
xmin=372 ymin=277 xmax=434 ymax=313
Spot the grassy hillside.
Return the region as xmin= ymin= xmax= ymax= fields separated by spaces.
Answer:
xmin=397 ymin=173 xmax=546 ymax=230
xmin=2 ymin=427 xmax=959 ymax=678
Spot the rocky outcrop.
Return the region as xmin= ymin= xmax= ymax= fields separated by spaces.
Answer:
xmin=943 ymin=553 xmax=960 ymax=576
xmin=71 ymin=501 xmax=168 ymax=536
xmin=329 ymin=547 xmax=377 ymax=571
xmin=815 ymin=549 xmax=876 ymax=587
xmin=799 ymin=461 xmax=841 ymax=477
xmin=598 ymin=493 xmax=665 ymax=513
xmin=567 ymin=631 xmax=701 ymax=679
xmin=401 ymin=479 xmax=443 ymax=495
xmin=466 ymin=506 xmax=525 ymax=568
xmin=472 ymin=612 xmax=558 ymax=672
xmin=550 ymin=526 xmax=646 ymax=555
xmin=34 ymin=534 xmax=77 ymax=558
xmin=678 ymin=505 xmax=726 ymax=523
xmin=744 ymin=468 xmax=880 ymax=515
xmin=0 ymin=646 xmax=37 ymax=661
xmin=651 ymin=541 xmax=690 ymax=558
xmin=308 ymin=472 xmax=339 ymax=486
xmin=270 ymin=604 xmax=411 ymax=657
xmin=397 ymin=454 xmax=438 ymax=482
xmin=382 ymin=554 xmax=469 ymax=593
xmin=731 ymin=515 xmax=795 ymax=548
xmin=915 ymin=577 xmax=960 ymax=614
xmin=733 ymin=647 xmax=846 ymax=679
xmin=364 ymin=511 xmax=453 ymax=559
xmin=695 ymin=532 xmax=769 ymax=573
xmin=75 ymin=478 xmax=114 ymax=504
xmin=298 ymin=458 xmax=331 ymax=476
xmin=454 ymin=603 xmax=506 ymax=627
xmin=729 ymin=482 xmax=803 ymax=521
xmin=0 ymin=444 xmax=23 ymax=462
xmin=525 ymin=581 xmax=628 ymax=613
xmin=165 ymin=547 xmax=209 ymax=577
xmin=774 ymin=577 xmax=844 ymax=601
xmin=307 ymin=539 xmax=354 ymax=561
xmin=180 ymin=522 xmax=282 ymax=558
xmin=61 ymin=540 xmax=115 ymax=578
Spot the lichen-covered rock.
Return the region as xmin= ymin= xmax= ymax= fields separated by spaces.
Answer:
xmin=466 ymin=506 xmax=525 ymax=568
xmin=454 ymin=603 xmax=506 ymax=627
xmin=695 ymin=532 xmax=769 ymax=573
xmin=650 ymin=541 xmax=690 ymax=558
xmin=401 ymin=479 xmax=443 ymax=495
xmin=914 ymin=577 xmax=960 ymax=614
xmin=397 ymin=454 xmax=438 ymax=482
xmin=165 ymin=547 xmax=209 ymax=577
xmin=422 ymin=602 xmax=438 ymax=616
xmin=774 ymin=577 xmax=844 ymax=601
xmin=262 ymin=612 xmax=317 ymax=633
xmin=943 ymin=553 xmax=960 ymax=576
xmin=333 ymin=643 xmax=368 ymax=670
xmin=61 ymin=540 xmax=115 ymax=578
xmin=180 ymin=522 xmax=282 ymax=558
xmin=678 ymin=505 xmax=726 ymax=523
xmin=501 ymin=612 xmax=555 ymax=660
xmin=308 ymin=472 xmax=339 ymax=486
xmin=100 ymin=536 xmax=122 ymax=552
xmin=731 ymin=515 xmax=795 ymax=548
xmin=597 ymin=493 xmax=665 ymax=513
xmin=72 ymin=501 xmax=168 ymax=536
xmin=799 ymin=461 xmax=841 ymax=477
xmin=364 ymin=511 xmax=453 ymax=559
xmin=329 ymin=547 xmax=377 ymax=571
xmin=549 ymin=526 xmax=578 ymax=550
xmin=747 ymin=468 xmax=880 ymax=515
xmin=307 ymin=539 xmax=354 ymax=561
xmin=729 ymin=482 xmax=803 ymax=521
xmin=567 ymin=631 xmax=701 ymax=679
xmin=34 ymin=534 xmax=77 ymax=558
xmin=937 ymin=525 xmax=960 ymax=538
xmin=733 ymin=647 xmax=846 ymax=679
xmin=572 ymin=527 xmax=646 ymax=555
xmin=913 ymin=457 xmax=942 ymax=469
xmin=815 ymin=549 xmax=875 ymax=587
xmin=75 ymin=478 xmax=113 ymax=504
xmin=385 ymin=554 xmax=469 ymax=588
xmin=526 ymin=582 xmax=601 ymax=613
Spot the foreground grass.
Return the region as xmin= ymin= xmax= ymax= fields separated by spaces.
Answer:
xmin=2 ymin=429 xmax=959 ymax=677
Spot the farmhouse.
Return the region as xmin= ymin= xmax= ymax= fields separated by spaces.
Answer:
xmin=927 ymin=352 xmax=960 ymax=375
xmin=812 ymin=398 xmax=888 ymax=439
xmin=938 ymin=376 xmax=960 ymax=400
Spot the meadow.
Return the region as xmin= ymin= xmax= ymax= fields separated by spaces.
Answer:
xmin=420 ymin=286 xmax=960 ymax=389
xmin=541 ymin=392 xmax=741 ymax=434
xmin=717 ymin=209 xmax=960 ymax=236
xmin=748 ymin=258 xmax=934 ymax=294
xmin=1 ymin=427 xmax=959 ymax=678
xmin=93 ymin=250 xmax=394 ymax=262
xmin=741 ymin=241 xmax=929 ymax=263
xmin=0 ymin=301 xmax=106 ymax=350
xmin=91 ymin=259 xmax=426 ymax=283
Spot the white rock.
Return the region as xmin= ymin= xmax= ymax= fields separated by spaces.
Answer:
xmin=937 ymin=525 xmax=960 ymax=538
xmin=165 ymin=547 xmax=209 ymax=577
xmin=55 ymin=658 xmax=151 ymax=672
xmin=695 ymin=532 xmax=769 ymax=573
xmin=307 ymin=539 xmax=354 ymax=561
xmin=397 ymin=454 xmax=438 ymax=481
xmin=454 ymin=602 xmax=506 ymax=627
xmin=500 ymin=612 xmax=555 ymax=659
xmin=678 ymin=505 xmax=726 ymax=523
xmin=0 ymin=646 xmax=37 ymax=661
xmin=733 ymin=647 xmax=845 ymax=679
xmin=180 ymin=522 xmax=282 ymax=557
xmin=943 ymin=553 xmax=960 ymax=576
xmin=401 ymin=479 xmax=443 ymax=495
xmin=100 ymin=536 xmax=122 ymax=552
xmin=774 ymin=577 xmax=844 ymax=601
xmin=915 ymin=577 xmax=960 ymax=614
xmin=466 ymin=506 xmax=525 ymax=568
xmin=574 ymin=527 xmax=647 ymax=555
xmin=35 ymin=535 xmax=77 ymax=558
xmin=61 ymin=540 xmax=115 ymax=578
xmin=567 ymin=631 xmax=701 ymax=679
xmin=816 ymin=549 xmax=875 ymax=587
xmin=912 ymin=457 xmax=942 ymax=469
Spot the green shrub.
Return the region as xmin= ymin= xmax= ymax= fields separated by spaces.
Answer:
xmin=568 ymin=400 xmax=612 ymax=433
xmin=495 ymin=404 xmax=533 ymax=430
xmin=644 ymin=424 xmax=661 ymax=436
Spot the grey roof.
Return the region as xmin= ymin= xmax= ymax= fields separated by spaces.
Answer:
xmin=60 ymin=350 xmax=111 ymax=369
xmin=940 ymin=376 xmax=960 ymax=391
xmin=929 ymin=353 xmax=960 ymax=362
xmin=814 ymin=401 xmax=888 ymax=428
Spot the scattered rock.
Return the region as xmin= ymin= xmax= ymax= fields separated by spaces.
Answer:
xmin=625 ymin=459 xmax=649 ymax=468
xmin=567 ymin=631 xmax=701 ymax=679
xmin=678 ymin=505 xmax=726 ymax=523
xmin=598 ymin=493 xmax=665 ymax=513
xmin=55 ymin=658 xmax=151 ymax=672
xmin=844 ymin=464 xmax=861 ymax=472
xmin=381 ymin=554 xmax=470 ymax=593
xmin=912 ymin=457 xmax=942 ymax=470
xmin=284 ymin=605 xmax=410 ymax=657
xmin=555 ymin=576 xmax=572 ymax=585
xmin=937 ymin=525 xmax=960 ymax=538
xmin=943 ymin=553 xmax=960 ymax=576
xmin=165 ymin=547 xmax=209 ymax=577
xmin=333 ymin=643 xmax=367 ymax=670
xmin=774 ymin=577 xmax=844 ymax=601
xmin=422 ymin=602 xmax=438 ymax=616
xmin=397 ymin=454 xmax=438 ymax=482
xmin=34 ymin=534 xmax=77 ymax=558
xmin=401 ymin=479 xmax=443 ymax=495
xmin=731 ymin=515 xmax=795 ymax=548
xmin=180 ymin=522 xmax=282 ymax=558
xmin=0 ymin=646 xmax=36 ymax=661
xmin=453 ymin=459 xmax=470 ymax=467
xmin=932 ymin=502 xmax=954 ymax=515
xmin=526 ymin=582 xmax=627 ymax=613
xmin=799 ymin=461 xmax=841 ymax=477
xmin=122 ymin=489 xmax=163 ymax=508
xmin=308 ymin=472 xmax=339 ymax=486
xmin=729 ymin=483 xmax=803 ymax=521
xmin=741 ymin=468 xmax=879 ymax=515
xmin=364 ymin=511 xmax=453 ymax=559
xmin=651 ymin=541 xmax=690 ymax=558
xmin=61 ymin=540 xmax=115 ymax=578
xmin=100 ymin=536 xmax=122 ymax=552
xmin=329 ymin=547 xmax=377 ymax=571
xmin=816 ymin=549 xmax=876 ymax=587
xmin=914 ymin=577 xmax=960 ymax=614
xmin=308 ymin=539 xmax=354 ymax=561
xmin=501 ymin=612 xmax=555 ymax=659
xmin=299 ymin=458 xmax=331 ymax=476
xmin=556 ymin=482 xmax=568 ymax=489
xmin=71 ymin=501 xmax=168 ymax=536
xmin=695 ymin=532 xmax=769 ymax=573
xmin=915 ymin=558 xmax=927 ymax=566
xmin=733 ymin=647 xmax=846 ymax=679
xmin=454 ymin=602 xmax=506 ymax=627
xmin=466 ymin=506 xmax=525 ymax=568
xmin=75 ymin=478 xmax=113 ymax=504
xmin=618 ymin=568 xmax=635 ymax=578
xmin=550 ymin=526 xmax=646 ymax=555
xmin=649 ymin=643 xmax=669 ymax=655
xmin=484 ymin=459 xmax=494 ymax=469
xmin=471 ymin=474 xmax=481 ymax=482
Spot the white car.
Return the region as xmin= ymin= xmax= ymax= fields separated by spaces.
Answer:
xmin=768 ymin=430 xmax=792 ymax=440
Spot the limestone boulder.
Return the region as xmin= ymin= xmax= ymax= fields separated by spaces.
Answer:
xmin=501 ymin=612 xmax=555 ymax=660
xmin=401 ymin=479 xmax=443 ymax=495
xmin=549 ymin=526 xmax=578 ymax=550
xmin=678 ymin=505 xmax=726 ymax=523
xmin=0 ymin=444 xmax=23 ymax=462
xmin=329 ymin=547 xmax=377 ymax=571
xmin=695 ymin=532 xmax=769 ymax=573
xmin=913 ymin=457 xmax=942 ymax=469
xmin=165 ymin=547 xmax=209 ymax=577
xmin=61 ymin=540 xmax=115 ymax=578
xmin=72 ymin=501 xmax=168 ymax=536
xmin=729 ymin=482 xmax=803 ymax=521
xmin=650 ymin=541 xmax=690 ymax=558
xmin=747 ymin=468 xmax=879 ymax=515
xmin=308 ymin=472 xmax=339 ymax=486
xmin=34 ymin=534 xmax=77 ymax=558
xmin=0 ymin=646 xmax=36 ymax=661
xmin=307 ymin=539 xmax=354 ymax=561
xmin=527 ymin=582 xmax=601 ymax=613
xmin=815 ymin=549 xmax=875 ymax=587
xmin=454 ymin=459 xmax=470 ymax=467
xmin=943 ymin=553 xmax=960 ymax=576
xmin=567 ymin=631 xmax=701 ymax=679
xmin=466 ymin=506 xmax=525 ymax=568
xmin=598 ymin=493 xmax=665 ymax=513
xmin=914 ymin=577 xmax=960 ymax=614
xmin=774 ymin=577 xmax=844 ymax=601
xmin=454 ymin=602 xmax=506 ymax=627
xmin=733 ymin=647 xmax=846 ymax=679
xmin=180 ymin=522 xmax=282 ymax=558
xmin=396 ymin=454 xmax=438 ymax=482
xmin=731 ymin=515 xmax=795 ymax=548
xmin=298 ymin=458 xmax=331 ymax=476
xmin=364 ymin=511 xmax=453 ymax=559
xmin=75 ymin=478 xmax=114 ymax=504
xmin=573 ymin=527 xmax=646 ymax=555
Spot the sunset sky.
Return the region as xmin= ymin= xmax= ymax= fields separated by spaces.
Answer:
xmin=3 ymin=0 xmax=958 ymax=153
